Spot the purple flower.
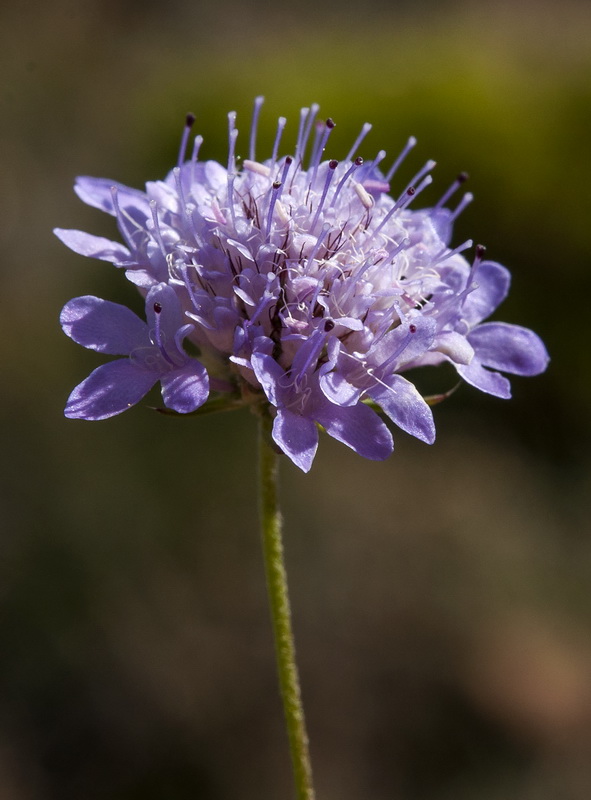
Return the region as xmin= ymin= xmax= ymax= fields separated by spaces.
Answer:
xmin=61 ymin=283 xmax=208 ymax=419
xmin=58 ymin=100 xmax=548 ymax=470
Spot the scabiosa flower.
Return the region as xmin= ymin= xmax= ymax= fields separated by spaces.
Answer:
xmin=58 ymin=98 xmax=548 ymax=471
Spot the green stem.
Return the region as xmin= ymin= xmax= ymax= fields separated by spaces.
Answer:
xmin=258 ymin=414 xmax=316 ymax=800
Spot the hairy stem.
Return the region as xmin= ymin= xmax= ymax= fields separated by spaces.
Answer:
xmin=258 ymin=413 xmax=316 ymax=800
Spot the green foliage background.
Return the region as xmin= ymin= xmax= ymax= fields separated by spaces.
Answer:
xmin=2 ymin=1 xmax=590 ymax=798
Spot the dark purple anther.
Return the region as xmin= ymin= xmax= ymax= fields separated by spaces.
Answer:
xmin=154 ymin=302 xmax=162 ymax=314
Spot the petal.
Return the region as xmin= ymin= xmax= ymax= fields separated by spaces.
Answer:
xmin=468 ymin=322 xmax=550 ymax=376
xmin=272 ymin=409 xmax=318 ymax=473
xmin=319 ymin=371 xmax=364 ymax=407
xmin=54 ymin=228 xmax=130 ymax=263
xmin=427 ymin=207 xmax=454 ymax=246
xmin=65 ymin=360 xmax=157 ymax=420
xmin=462 ymin=261 xmax=511 ymax=326
xmin=457 ymin=358 xmax=512 ymax=399
xmin=434 ymin=331 xmax=474 ymax=365
xmin=369 ymin=375 xmax=436 ymax=444
xmin=74 ymin=176 xmax=149 ymax=219
xmin=251 ymin=353 xmax=285 ymax=407
xmin=315 ymin=399 xmax=393 ymax=461
xmin=160 ymin=362 xmax=209 ymax=413
xmin=60 ymin=296 xmax=148 ymax=354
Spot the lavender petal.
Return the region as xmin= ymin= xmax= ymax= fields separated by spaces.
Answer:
xmin=272 ymin=409 xmax=318 ymax=473
xmin=160 ymin=363 xmax=210 ymax=413
xmin=65 ymin=360 xmax=157 ymax=420
xmin=468 ymin=322 xmax=550 ymax=376
xmin=369 ymin=375 xmax=436 ymax=444
xmin=54 ymin=228 xmax=130 ymax=263
xmin=60 ymin=296 xmax=148 ymax=355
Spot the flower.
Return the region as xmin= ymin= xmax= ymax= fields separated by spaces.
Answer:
xmin=61 ymin=283 xmax=208 ymax=419
xmin=58 ymin=99 xmax=549 ymax=470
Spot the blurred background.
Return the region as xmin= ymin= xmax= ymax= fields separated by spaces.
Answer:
xmin=2 ymin=0 xmax=591 ymax=797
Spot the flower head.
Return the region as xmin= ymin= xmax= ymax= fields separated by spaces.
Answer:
xmin=58 ymin=99 xmax=548 ymax=470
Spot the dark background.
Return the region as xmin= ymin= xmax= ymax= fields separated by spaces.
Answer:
xmin=2 ymin=1 xmax=590 ymax=797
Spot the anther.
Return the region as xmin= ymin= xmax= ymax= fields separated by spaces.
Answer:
xmin=409 ymin=323 xmax=417 ymax=333
xmin=324 ymin=319 xmax=335 ymax=332
xmin=154 ymin=302 xmax=162 ymax=314
xmin=475 ymin=244 xmax=486 ymax=259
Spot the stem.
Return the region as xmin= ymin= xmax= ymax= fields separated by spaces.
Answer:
xmin=258 ymin=413 xmax=316 ymax=800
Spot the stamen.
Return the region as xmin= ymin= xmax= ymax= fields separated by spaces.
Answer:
xmin=300 ymin=103 xmax=320 ymax=163
xmin=379 ymin=325 xmax=418 ymax=372
xmin=433 ymin=238 xmax=473 ymax=265
xmin=368 ymin=188 xmax=415 ymax=244
xmin=227 ymin=172 xmax=237 ymax=228
xmin=402 ymin=159 xmax=436 ymax=196
xmin=190 ymin=134 xmax=203 ymax=187
xmin=227 ymin=115 xmax=238 ymax=173
xmin=330 ymin=156 xmax=363 ymax=207
xmin=178 ymin=112 xmax=196 ymax=168
xmin=400 ymin=174 xmax=433 ymax=208
xmin=110 ymin=186 xmax=133 ymax=248
xmin=152 ymin=302 xmax=176 ymax=366
xmin=271 ymin=116 xmax=287 ymax=165
xmin=435 ymin=171 xmax=468 ymax=209
xmin=309 ymin=118 xmax=336 ymax=189
xmin=466 ymin=243 xmax=486 ymax=285
xmin=345 ymin=122 xmax=372 ymax=162
xmin=249 ymin=96 xmax=264 ymax=162
xmin=149 ymin=200 xmax=167 ymax=257
xmin=450 ymin=191 xmax=474 ymax=221
xmin=384 ymin=236 xmax=410 ymax=260
xmin=305 ymin=223 xmax=331 ymax=273
xmin=359 ymin=150 xmax=389 ymax=192
xmin=173 ymin=167 xmax=192 ymax=230
xmin=311 ymin=159 xmax=338 ymax=232
xmin=385 ymin=136 xmax=417 ymax=181
xmin=308 ymin=120 xmax=325 ymax=172
xmin=294 ymin=107 xmax=310 ymax=164
xmin=265 ymin=157 xmax=292 ymax=238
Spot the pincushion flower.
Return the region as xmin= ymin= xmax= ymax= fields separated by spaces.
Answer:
xmin=58 ymin=99 xmax=549 ymax=471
